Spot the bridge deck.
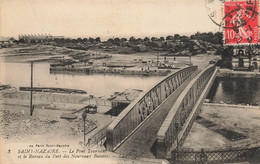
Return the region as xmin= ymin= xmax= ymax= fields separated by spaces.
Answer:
xmin=115 ymin=70 xmax=200 ymax=158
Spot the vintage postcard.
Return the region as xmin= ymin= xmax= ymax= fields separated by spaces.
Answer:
xmin=0 ymin=0 xmax=259 ymax=164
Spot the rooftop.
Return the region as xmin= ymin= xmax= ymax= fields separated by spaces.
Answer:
xmin=111 ymin=89 xmax=143 ymax=103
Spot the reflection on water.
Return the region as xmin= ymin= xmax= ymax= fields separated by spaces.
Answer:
xmin=207 ymin=77 xmax=260 ymax=106
xmin=0 ymin=62 xmax=163 ymax=97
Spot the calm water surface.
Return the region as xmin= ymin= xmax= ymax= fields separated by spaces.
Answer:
xmin=207 ymin=77 xmax=260 ymax=106
xmin=3 ymin=59 xmax=257 ymax=105
xmin=0 ymin=61 xmax=163 ymax=97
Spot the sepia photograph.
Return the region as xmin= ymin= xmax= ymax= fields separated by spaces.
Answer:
xmin=0 ymin=0 xmax=259 ymax=163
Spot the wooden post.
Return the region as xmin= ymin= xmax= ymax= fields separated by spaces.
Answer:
xmin=157 ymin=51 xmax=159 ymax=67
xmin=82 ymin=110 xmax=88 ymax=147
xmin=30 ymin=62 xmax=33 ymax=116
xmin=83 ymin=118 xmax=86 ymax=146
xmin=189 ymin=54 xmax=191 ymax=65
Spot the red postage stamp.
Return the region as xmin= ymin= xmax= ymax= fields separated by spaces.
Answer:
xmin=224 ymin=0 xmax=259 ymax=45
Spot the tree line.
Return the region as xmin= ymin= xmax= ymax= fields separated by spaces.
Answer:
xmin=14 ymin=32 xmax=223 ymax=55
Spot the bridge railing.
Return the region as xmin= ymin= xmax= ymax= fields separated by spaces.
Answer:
xmin=170 ymin=147 xmax=259 ymax=164
xmin=106 ymin=66 xmax=198 ymax=151
xmin=156 ymin=66 xmax=217 ymax=157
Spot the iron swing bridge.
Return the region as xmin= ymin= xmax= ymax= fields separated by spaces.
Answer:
xmin=106 ymin=65 xmax=218 ymax=159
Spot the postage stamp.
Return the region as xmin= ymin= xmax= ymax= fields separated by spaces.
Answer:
xmin=224 ymin=0 xmax=259 ymax=45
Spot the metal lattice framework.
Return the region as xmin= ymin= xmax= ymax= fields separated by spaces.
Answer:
xmin=170 ymin=147 xmax=258 ymax=164
xmin=106 ymin=66 xmax=198 ymax=151
xmin=156 ymin=66 xmax=218 ymax=158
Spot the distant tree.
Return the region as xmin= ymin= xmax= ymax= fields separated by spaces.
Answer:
xmin=190 ymin=47 xmax=198 ymax=55
xmin=82 ymin=38 xmax=88 ymax=43
xmin=194 ymin=31 xmax=222 ymax=45
xmin=76 ymin=38 xmax=82 ymax=43
xmin=150 ymin=41 xmax=159 ymax=48
xmin=19 ymin=38 xmax=25 ymax=43
xmin=59 ymin=38 xmax=65 ymax=43
xmin=221 ymin=46 xmax=233 ymax=61
xmin=143 ymin=37 xmax=150 ymax=42
xmin=129 ymin=36 xmax=136 ymax=43
xmin=151 ymin=37 xmax=158 ymax=42
xmin=173 ymin=34 xmax=180 ymax=41
xmin=135 ymin=38 xmax=143 ymax=45
xmin=114 ymin=37 xmax=121 ymax=45
xmin=13 ymin=39 xmax=19 ymax=44
xmin=89 ymin=37 xmax=95 ymax=44
xmin=180 ymin=36 xmax=189 ymax=42
xmin=207 ymin=32 xmax=214 ymax=37
xmin=121 ymin=38 xmax=127 ymax=42
xmin=166 ymin=35 xmax=174 ymax=41
xmin=120 ymin=38 xmax=127 ymax=43
xmin=162 ymin=42 xmax=168 ymax=50
xmin=54 ymin=38 xmax=60 ymax=43
xmin=120 ymin=38 xmax=127 ymax=45
xmin=132 ymin=46 xmax=141 ymax=52
xmin=194 ymin=32 xmax=201 ymax=40
xmin=190 ymin=35 xmax=195 ymax=40
xmin=215 ymin=47 xmax=223 ymax=55
xmin=65 ymin=38 xmax=71 ymax=43
xmin=201 ymin=47 xmax=207 ymax=53
xmin=160 ymin=37 xmax=165 ymax=42
xmin=215 ymin=32 xmax=223 ymax=46
xmin=30 ymin=40 xmax=36 ymax=44
xmin=107 ymin=38 xmax=114 ymax=44
xmin=95 ymin=37 xmax=101 ymax=43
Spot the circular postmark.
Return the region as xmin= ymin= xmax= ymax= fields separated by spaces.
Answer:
xmin=206 ymin=0 xmax=258 ymax=29
xmin=205 ymin=0 xmax=225 ymax=29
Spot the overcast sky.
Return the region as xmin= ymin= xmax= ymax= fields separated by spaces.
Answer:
xmin=0 ymin=0 xmax=220 ymax=40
